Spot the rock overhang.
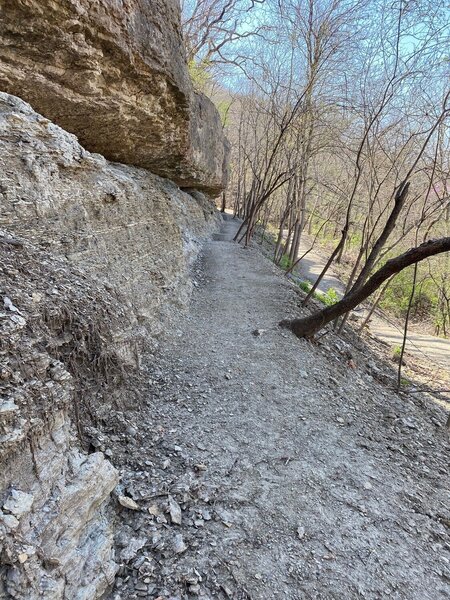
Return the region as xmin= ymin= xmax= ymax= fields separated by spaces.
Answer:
xmin=0 ymin=0 xmax=229 ymax=196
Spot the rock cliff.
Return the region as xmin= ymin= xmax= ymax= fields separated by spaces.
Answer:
xmin=0 ymin=0 xmax=227 ymax=596
xmin=0 ymin=0 xmax=228 ymax=195
xmin=0 ymin=93 xmax=219 ymax=339
xmin=0 ymin=91 xmax=220 ymax=597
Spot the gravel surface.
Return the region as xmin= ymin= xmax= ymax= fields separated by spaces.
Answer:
xmin=105 ymin=215 xmax=449 ymax=600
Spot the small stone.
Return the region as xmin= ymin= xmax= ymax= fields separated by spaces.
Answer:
xmin=148 ymin=504 xmax=160 ymax=516
xmin=363 ymin=481 xmax=373 ymax=490
xmin=3 ymin=490 xmax=34 ymax=518
xmin=252 ymin=329 xmax=266 ymax=337
xmin=200 ymin=508 xmax=211 ymax=520
xmin=118 ymin=495 xmax=139 ymax=510
xmin=156 ymin=514 xmax=168 ymax=524
xmin=120 ymin=536 xmax=147 ymax=562
xmin=3 ymin=296 xmax=21 ymax=313
xmin=297 ymin=526 xmax=305 ymax=539
xmin=0 ymin=400 xmax=19 ymax=414
xmin=194 ymin=463 xmax=207 ymax=472
xmin=18 ymin=553 xmax=28 ymax=564
xmin=0 ymin=514 xmax=19 ymax=530
xmin=173 ymin=534 xmax=187 ymax=554
xmin=168 ymin=495 xmax=182 ymax=525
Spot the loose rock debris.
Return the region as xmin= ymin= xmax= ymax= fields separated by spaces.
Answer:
xmin=103 ymin=218 xmax=449 ymax=600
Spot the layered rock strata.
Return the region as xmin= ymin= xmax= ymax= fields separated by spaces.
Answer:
xmin=0 ymin=93 xmax=219 ymax=339
xmin=0 ymin=0 xmax=228 ymax=194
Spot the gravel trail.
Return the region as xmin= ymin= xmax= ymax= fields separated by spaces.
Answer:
xmin=109 ymin=215 xmax=449 ymax=600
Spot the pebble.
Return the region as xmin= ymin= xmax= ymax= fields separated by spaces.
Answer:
xmin=173 ymin=534 xmax=187 ymax=554
xmin=168 ymin=495 xmax=182 ymax=525
xmin=118 ymin=496 xmax=139 ymax=511
xmin=252 ymin=328 xmax=266 ymax=336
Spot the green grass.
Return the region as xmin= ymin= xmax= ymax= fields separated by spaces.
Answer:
xmin=296 ymin=280 xmax=339 ymax=306
xmin=278 ymin=255 xmax=293 ymax=270
xmin=298 ymin=280 xmax=312 ymax=293
xmin=392 ymin=344 xmax=402 ymax=359
xmin=320 ymin=287 xmax=339 ymax=307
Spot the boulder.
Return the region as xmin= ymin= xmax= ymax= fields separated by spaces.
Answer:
xmin=0 ymin=0 xmax=228 ymax=195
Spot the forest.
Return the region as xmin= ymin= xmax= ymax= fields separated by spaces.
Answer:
xmin=182 ymin=0 xmax=450 ymax=338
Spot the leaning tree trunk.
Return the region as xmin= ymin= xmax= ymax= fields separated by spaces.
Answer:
xmin=281 ymin=237 xmax=450 ymax=339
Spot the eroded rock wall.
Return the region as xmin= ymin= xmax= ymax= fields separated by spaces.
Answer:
xmin=0 ymin=235 xmax=128 ymax=599
xmin=0 ymin=93 xmax=219 ymax=339
xmin=0 ymin=93 xmax=220 ymax=598
xmin=0 ymin=0 xmax=228 ymax=195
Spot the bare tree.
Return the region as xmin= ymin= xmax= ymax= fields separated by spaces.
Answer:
xmin=181 ymin=0 xmax=266 ymax=65
xmin=281 ymin=238 xmax=450 ymax=339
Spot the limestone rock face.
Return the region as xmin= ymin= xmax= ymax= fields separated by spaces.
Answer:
xmin=0 ymin=237 xmax=124 ymax=599
xmin=0 ymin=93 xmax=219 ymax=338
xmin=0 ymin=92 xmax=220 ymax=598
xmin=0 ymin=0 xmax=228 ymax=195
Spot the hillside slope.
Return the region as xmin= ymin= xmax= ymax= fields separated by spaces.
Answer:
xmin=105 ymin=216 xmax=450 ymax=599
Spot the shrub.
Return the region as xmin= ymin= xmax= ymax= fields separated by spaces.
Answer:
xmin=279 ymin=255 xmax=293 ymax=270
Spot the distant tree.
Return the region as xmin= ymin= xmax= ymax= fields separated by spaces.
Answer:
xmin=181 ymin=0 xmax=266 ymax=65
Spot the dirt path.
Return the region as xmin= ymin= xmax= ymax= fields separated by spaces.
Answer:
xmin=295 ymin=235 xmax=450 ymax=373
xmin=109 ymin=215 xmax=449 ymax=600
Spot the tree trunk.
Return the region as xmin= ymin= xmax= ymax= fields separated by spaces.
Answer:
xmin=302 ymin=228 xmax=347 ymax=305
xmin=352 ymin=181 xmax=410 ymax=291
xmin=281 ymin=237 xmax=450 ymax=339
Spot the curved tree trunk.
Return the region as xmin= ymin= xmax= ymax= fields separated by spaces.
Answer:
xmin=281 ymin=237 xmax=450 ymax=339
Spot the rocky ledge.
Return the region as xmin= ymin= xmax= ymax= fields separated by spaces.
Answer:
xmin=0 ymin=0 xmax=229 ymax=195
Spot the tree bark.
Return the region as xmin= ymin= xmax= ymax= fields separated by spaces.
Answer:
xmin=281 ymin=237 xmax=450 ymax=339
